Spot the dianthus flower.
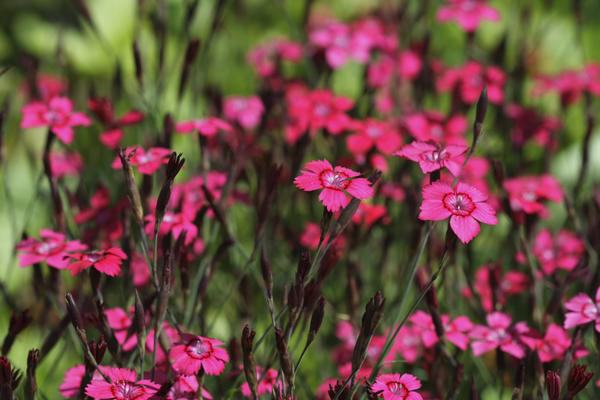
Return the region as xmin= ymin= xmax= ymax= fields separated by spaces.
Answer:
xmin=436 ymin=0 xmax=500 ymax=32
xmin=223 ymin=95 xmax=264 ymax=130
xmin=22 ymin=74 xmax=67 ymax=102
xmin=175 ymin=117 xmax=232 ymax=137
xmin=169 ymin=334 xmax=229 ymax=376
xmin=395 ymin=141 xmax=468 ymax=176
xmin=75 ymin=187 xmax=125 ymax=246
xmin=60 ymin=365 xmax=108 ymax=398
xmin=309 ymin=21 xmax=371 ymax=69
xmin=505 ymin=104 xmax=561 ymax=149
xmin=241 ymin=368 xmax=279 ymax=398
xmin=88 ymin=97 xmax=144 ymax=148
xmin=144 ymin=210 xmax=198 ymax=246
xmin=470 ymin=312 xmax=529 ymax=358
xmin=533 ymin=63 xmax=600 ymax=105
xmin=105 ymin=307 xmax=138 ymax=351
xmin=467 ymin=264 xmax=529 ymax=312
xmin=16 ymin=229 xmax=87 ymax=269
xmin=247 ymin=37 xmax=302 ymax=77
xmin=294 ymin=159 xmax=374 ymax=212
xmin=68 ymin=248 xmax=127 ymax=276
xmin=436 ymin=61 xmax=505 ymax=104
xmin=49 ymin=151 xmax=84 ymax=178
xmin=404 ymin=111 xmax=468 ymax=146
xmin=346 ymin=118 xmax=402 ymax=156
xmin=409 ymin=310 xmax=473 ymax=350
xmin=419 ymin=181 xmax=497 ymax=243
xmin=564 ymin=288 xmax=600 ymax=332
xmin=21 ymin=96 xmax=91 ymax=144
xmin=167 ymin=375 xmax=213 ymax=400
xmin=533 ymin=229 xmax=585 ymax=275
xmin=352 ymin=203 xmax=390 ymax=227
xmin=111 ymin=146 xmax=172 ymax=175
xmin=521 ymin=323 xmax=573 ymax=362
xmin=85 ymin=367 xmax=159 ymax=400
xmin=300 ymin=222 xmax=346 ymax=251
xmin=371 ymin=373 xmax=423 ymax=400
xmin=504 ymin=175 xmax=563 ymax=218
xmin=367 ymin=51 xmax=422 ymax=88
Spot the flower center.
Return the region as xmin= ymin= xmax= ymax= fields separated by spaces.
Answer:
xmin=320 ymin=170 xmax=349 ymax=190
xmin=186 ymin=338 xmax=211 ymax=359
xmin=423 ymin=148 xmax=448 ymax=162
xmin=443 ymin=192 xmax=475 ymax=216
xmin=386 ymin=382 xmax=408 ymax=396
xmin=430 ymin=125 xmax=444 ymax=139
xmin=44 ymin=110 xmax=66 ymax=125
xmin=522 ymin=191 xmax=536 ymax=202
xmin=36 ymin=241 xmax=61 ymax=255
xmin=365 ymin=125 xmax=383 ymax=139
xmin=314 ymin=103 xmax=331 ymax=117
xmin=111 ymin=381 xmax=144 ymax=400
xmin=86 ymin=252 xmax=103 ymax=263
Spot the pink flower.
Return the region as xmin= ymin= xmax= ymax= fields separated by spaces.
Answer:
xmin=75 ymin=187 xmax=125 ymax=246
xmin=352 ymin=203 xmax=390 ymax=227
xmin=144 ymin=211 xmax=198 ymax=246
xmin=21 ymin=74 xmax=67 ymax=102
xmin=167 ymin=375 xmax=213 ymax=400
xmin=404 ymin=112 xmax=468 ymax=146
xmin=223 ymin=95 xmax=264 ymax=130
xmin=105 ymin=307 xmax=137 ymax=351
xmin=300 ymin=222 xmax=345 ymax=251
xmin=247 ymin=38 xmax=302 ymax=77
xmin=88 ymin=97 xmax=144 ymax=148
xmin=68 ymin=248 xmax=127 ymax=276
xmin=175 ymin=117 xmax=232 ymax=137
xmin=533 ymin=229 xmax=585 ymax=275
xmin=436 ymin=0 xmax=500 ymax=32
xmin=130 ymin=253 xmax=151 ymax=288
xmin=16 ymin=229 xmax=87 ymax=269
xmin=533 ymin=63 xmax=600 ymax=105
xmin=436 ymin=61 xmax=505 ymax=104
xmin=85 ymin=367 xmax=159 ymax=400
xmin=395 ymin=141 xmax=468 ymax=176
xmin=391 ymin=325 xmax=423 ymax=363
xmin=505 ymin=104 xmax=561 ymax=149
xmin=564 ymin=288 xmax=600 ymax=332
xmin=522 ymin=323 xmax=572 ymax=362
xmin=346 ymin=119 xmax=402 ymax=156
xmin=241 ymin=368 xmax=279 ymax=397
xmin=49 ymin=151 xmax=84 ymax=178
xmin=371 ymin=373 xmax=423 ymax=400
xmin=60 ymin=365 xmax=86 ymax=398
xmin=409 ymin=310 xmax=473 ymax=350
xmin=294 ymin=159 xmax=374 ymax=212
xmin=169 ymin=334 xmax=229 ymax=376
xmin=470 ymin=312 xmax=529 ymax=359
xmin=111 ymin=146 xmax=172 ymax=175
xmin=21 ymin=97 xmax=91 ymax=144
xmin=309 ymin=21 xmax=372 ymax=69
xmin=419 ymin=181 xmax=498 ymax=243
xmin=504 ymin=175 xmax=563 ymax=218
xmin=367 ymin=51 xmax=422 ymax=88
xmin=468 ymin=264 xmax=529 ymax=312
xmin=285 ymin=87 xmax=353 ymax=144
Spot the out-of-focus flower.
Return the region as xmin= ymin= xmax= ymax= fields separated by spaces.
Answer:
xmin=533 ymin=229 xmax=585 ymax=275
xmin=175 ymin=117 xmax=232 ymax=137
xmin=533 ymin=63 xmax=600 ymax=105
xmin=395 ymin=141 xmax=468 ymax=176
xmin=16 ymin=229 xmax=87 ymax=269
xmin=21 ymin=97 xmax=91 ymax=144
xmin=346 ymin=118 xmax=402 ymax=156
xmin=247 ymin=37 xmax=303 ymax=77
xmin=352 ymin=203 xmax=390 ymax=227
xmin=505 ymin=104 xmax=561 ymax=149
xmin=167 ymin=375 xmax=213 ymax=400
xmin=241 ymin=367 xmax=278 ymax=398
xmin=419 ymin=181 xmax=497 ymax=243
xmin=466 ymin=265 xmax=529 ymax=312
xmin=294 ymin=159 xmax=374 ymax=212
xmin=111 ymin=146 xmax=172 ymax=175
xmin=88 ymin=97 xmax=144 ymax=148
xmin=404 ymin=112 xmax=468 ymax=146
xmin=504 ymin=175 xmax=563 ymax=218
xmin=223 ymin=95 xmax=264 ymax=130
xmin=436 ymin=61 xmax=505 ymax=104
xmin=49 ymin=151 xmax=84 ymax=178
xmin=521 ymin=323 xmax=572 ymax=362
xmin=309 ymin=21 xmax=371 ymax=69
xmin=564 ymin=287 xmax=600 ymax=332
xmin=409 ymin=310 xmax=473 ymax=350
xmin=470 ymin=312 xmax=529 ymax=359
xmin=436 ymin=0 xmax=500 ymax=32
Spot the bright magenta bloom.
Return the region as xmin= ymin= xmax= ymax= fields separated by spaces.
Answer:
xmin=49 ymin=151 xmax=84 ymax=178
xmin=175 ymin=117 xmax=232 ymax=137
xmin=419 ymin=181 xmax=497 ymax=243
xmin=394 ymin=141 xmax=468 ymax=176
xmin=167 ymin=375 xmax=212 ymax=400
xmin=467 ymin=265 xmax=529 ymax=312
xmin=533 ymin=229 xmax=585 ymax=275
xmin=105 ymin=307 xmax=138 ymax=351
xmin=21 ymin=96 xmax=91 ymax=144
xmin=470 ymin=312 xmax=529 ymax=359
xmin=505 ymin=104 xmax=561 ymax=149
xmin=564 ymin=288 xmax=600 ymax=332
xmin=68 ymin=248 xmax=127 ymax=276
xmin=436 ymin=61 xmax=505 ymax=104
xmin=144 ymin=210 xmax=198 ymax=246
xmin=88 ymin=97 xmax=144 ymax=148
xmin=169 ymin=334 xmax=229 ymax=376
xmin=346 ymin=118 xmax=402 ymax=156
xmin=309 ymin=21 xmax=371 ymax=69
xmin=247 ymin=37 xmax=302 ymax=77
xmin=16 ymin=229 xmax=87 ymax=269
xmin=111 ymin=146 xmax=171 ymax=175
xmin=371 ymin=373 xmax=423 ymax=400
xmin=367 ymin=51 xmax=422 ymax=88
xmin=241 ymin=367 xmax=279 ymax=398
xmin=504 ymin=175 xmax=563 ymax=218
xmin=522 ymin=323 xmax=572 ymax=362
xmin=404 ymin=111 xmax=468 ymax=146
xmin=352 ymin=203 xmax=390 ymax=227
xmin=436 ymin=0 xmax=500 ymax=32
xmin=409 ymin=310 xmax=473 ymax=350
xmin=223 ymin=95 xmax=264 ymax=130
xmin=533 ymin=63 xmax=600 ymax=105
xmin=85 ymin=367 xmax=159 ymax=400
xmin=294 ymin=159 xmax=374 ymax=212
xmin=60 ymin=365 xmax=87 ymax=398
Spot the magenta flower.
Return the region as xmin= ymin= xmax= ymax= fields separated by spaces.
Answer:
xmin=404 ymin=111 xmax=468 ymax=146
xmin=469 ymin=265 xmax=529 ymax=312
xmin=504 ymin=175 xmax=563 ymax=218
xmin=16 ymin=229 xmax=87 ymax=269
xmin=409 ymin=310 xmax=473 ymax=350
xmin=394 ymin=141 xmax=468 ymax=176
xmin=85 ymin=367 xmax=159 ymax=400
xmin=105 ymin=307 xmax=138 ymax=351
xmin=564 ymin=288 xmax=600 ymax=332
xmin=111 ymin=146 xmax=172 ymax=175
xmin=167 ymin=375 xmax=212 ymax=400
xmin=346 ymin=118 xmax=402 ymax=156
xmin=241 ymin=367 xmax=279 ymax=398
xmin=21 ymin=96 xmax=91 ymax=144
xmin=175 ymin=117 xmax=232 ymax=137
xmin=75 ymin=187 xmax=125 ymax=246
xmin=436 ymin=0 xmax=500 ymax=32
xmin=88 ymin=97 xmax=144 ymax=149
xmin=522 ymin=323 xmax=572 ymax=362
xmin=533 ymin=63 xmax=600 ymax=105
xmin=436 ymin=61 xmax=506 ymax=104
xmin=130 ymin=253 xmax=151 ymax=289
xmin=247 ymin=37 xmax=302 ymax=77
xmin=223 ymin=95 xmax=264 ymax=130
xmin=533 ymin=229 xmax=585 ymax=275
xmin=505 ymin=104 xmax=561 ymax=149
xmin=351 ymin=203 xmax=390 ymax=227
xmin=309 ymin=21 xmax=371 ymax=69
xmin=68 ymin=248 xmax=127 ymax=276
xmin=419 ymin=181 xmax=498 ymax=243
xmin=470 ymin=312 xmax=529 ymax=359
xmin=49 ymin=151 xmax=84 ymax=178
xmin=144 ymin=210 xmax=198 ymax=246
xmin=169 ymin=333 xmax=229 ymax=376
xmin=294 ymin=159 xmax=374 ymax=212
xmin=60 ymin=365 xmax=86 ymax=398
xmin=367 ymin=51 xmax=422 ymax=88
xmin=371 ymin=373 xmax=423 ymax=400
xmin=21 ymin=74 xmax=67 ymax=102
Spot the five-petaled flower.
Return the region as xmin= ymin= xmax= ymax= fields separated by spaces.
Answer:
xmin=470 ymin=312 xmax=529 ymax=359
xmin=85 ymin=367 xmax=159 ymax=400
xmin=371 ymin=373 xmax=423 ymax=400
xmin=169 ymin=334 xmax=229 ymax=376
xmin=533 ymin=229 xmax=585 ymax=275
xmin=68 ymin=248 xmax=128 ymax=276
xmin=223 ymin=95 xmax=265 ymax=130
xmin=394 ymin=141 xmax=468 ymax=176
xmin=564 ymin=287 xmax=600 ymax=332
xmin=241 ymin=367 xmax=279 ymax=398
xmin=21 ymin=97 xmax=92 ymax=144
xmin=88 ymin=97 xmax=145 ymax=148
xmin=175 ymin=117 xmax=232 ymax=137
xmin=419 ymin=181 xmax=498 ymax=243
xmin=111 ymin=146 xmax=172 ymax=175
xmin=436 ymin=0 xmax=500 ymax=32
xmin=16 ymin=229 xmax=87 ymax=269
xmin=294 ymin=159 xmax=374 ymax=212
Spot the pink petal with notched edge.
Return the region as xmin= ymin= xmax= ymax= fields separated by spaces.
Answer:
xmin=319 ymin=189 xmax=348 ymax=212
xmin=471 ymin=202 xmax=498 ymax=225
xmin=100 ymin=129 xmax=124 ymax=148
xmin=51 ymin=126 xmax=75 ymax=144
xmin=345 ymin=178 xmax=374 ymax=200
xmin=450 ymin=215 xmax=480 ymax=243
